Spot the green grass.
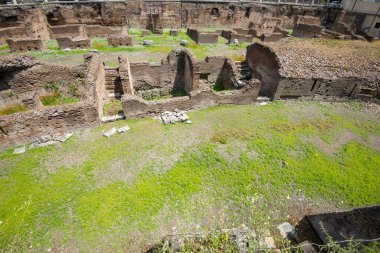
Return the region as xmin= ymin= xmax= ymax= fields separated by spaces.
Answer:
xmin=0 ymin=44 xmax=9 ymax=50
xmin=0 ymin=101 xmax=379 ymax=251
xmin=103 ymin=99 xmax=123 ymax=116
xmin=0 ymin=104 xmax=27 ymax=115
xmin=40 ymin=93 xmax=79 ymax=106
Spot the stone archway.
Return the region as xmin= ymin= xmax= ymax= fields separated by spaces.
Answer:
xmin=246 ymin=43 xmax=281 ymax=99
xmin=167 ymin=47 xmax=199 ymax=95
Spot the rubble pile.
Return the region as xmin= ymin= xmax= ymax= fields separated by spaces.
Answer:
xmin=161 ymin=109 xmax=191 ymax=124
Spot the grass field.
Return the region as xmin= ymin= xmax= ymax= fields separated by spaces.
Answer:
xmin=0 ymin=101 xmax=379 ymax=252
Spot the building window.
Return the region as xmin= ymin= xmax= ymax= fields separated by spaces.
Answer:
xmin=375 ymin=22 xmax=380 ymax=29
xmin=211 ymin=8 xmax=219 ymax=18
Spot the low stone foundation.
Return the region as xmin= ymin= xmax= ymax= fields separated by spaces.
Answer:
xmin=222 ymin=30 xmax=252 ymax=44
xmin=6 ymin=38 xmax=45 ymax=52
xmin=292 ymin=15 xmax=323 ymax=38
xmin=56 ymin=37 xmax=91 ymax=49
xmin=0 ymin=54 xmax=105 ymax=150
xmin=187 ymin=28 xmax=218 ymax=44
xmin=122 ymin=80 xmax=261 ymax=118
xmin=107 ymin=36 xmax=134 ymax=46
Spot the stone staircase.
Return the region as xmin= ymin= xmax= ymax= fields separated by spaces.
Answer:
xmin=235 ymin=61 xmax=252 ymax=80
xmin=104 ymin=67 xmax=122 ymax=99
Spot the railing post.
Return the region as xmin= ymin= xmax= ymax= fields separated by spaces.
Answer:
xmin=311 ymin=0 xmax=315 ymax=5
xmin=12 ymin=0 xmax=17 ymax=5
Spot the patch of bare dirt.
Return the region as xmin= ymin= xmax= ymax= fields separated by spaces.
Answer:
xmin=369 ymin=134 xmax=380 ymax=151
xmin=304 ymin=131 xmax=373 ymax=156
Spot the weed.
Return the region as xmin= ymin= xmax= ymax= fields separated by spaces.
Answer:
xmin=40 ymin=93 xmax=78 ymax=106
xmin=0 ymin=104 xmax=27 ymax=115
xmin=44 ymin=82 xmax=59 ymax=93
xmin=68 ymin=83 xmax=78 ymax=96
xmin=212 ymin=132 xmax=228 ymax=144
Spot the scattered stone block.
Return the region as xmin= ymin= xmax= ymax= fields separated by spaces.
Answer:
xmin=278 ymin=222 xmax=295 ymax=239
xmin=13 ymin=146 xmax=26 ymax=154
xmin=117 ymin=125 xmax=130 ymax=133
xmin=103 ymin=127 xmax=117 ymax=137
xmin=90 ymin=49 xmax=98 ymax=53
xmin=101 ymin=114 xmax=125 ymax=123
xmin=180 ymin=40 xmax=188 ymax=46
xmin=264 ymin=237 xmax=276 ymax=249
xmin=161 ymin=110 xmax=191 ymax=124
xmin=54 ymin=133 xmax=73 ymax=143
xmin=143 ymin=40 xmax=154 ymax=46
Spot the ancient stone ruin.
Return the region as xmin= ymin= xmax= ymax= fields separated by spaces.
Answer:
xmin=0 ymin=0 xmax=379 ymax=150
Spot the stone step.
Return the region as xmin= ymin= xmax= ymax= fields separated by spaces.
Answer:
xmin=105 ymin=80 xmax=118 ymax=85
xmin=107 ymin=92 xmax=122 ymax=98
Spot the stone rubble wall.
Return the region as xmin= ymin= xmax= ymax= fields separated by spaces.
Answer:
xmin=126 ymin=47 xmax=199 ymax=100
xmin=6 ymin=38 xmax=45 ymax=52
xmin=121 ymin=80 xmax=261 ymax=118
xmin=246 ymin=42 xmax=380 ymax=100
xmin=0 ymin=54 xmax=105 ymax=150
xmin=107 ymin=36 xmax=133 ymax=47
xmin=0 ymin=2 xmax=371 ymax=44
xmin=186 ymin=28 xmax=218 ymax=44
xmin=56 ymin=37 xmax=91 ymax=49
xmin=0 ymin=56 xmax=85 ymax=96
xmin=0 ymin=101 xmax=99 ymax=150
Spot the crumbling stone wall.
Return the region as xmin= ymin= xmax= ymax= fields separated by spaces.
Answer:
xmin=187 ymin=28 xmax=218 ymax=44
xmin=0 ymin=55 xmax=84 ymax=97
xmin=108 ymin=36 xmax=133 ymax=47
xmin=292 ymin=15 xmax=323 ymax=38
xmin=129 ymin=47 xmax=199 ymax=99
xmin=0 ymin=54 xmax=104 ymax=149
xmin=0 ymin=8 xmax=49 ymax=44
xmin=121 ymin=80 xmax=261 ymax=118
xmin=246 ymin=43 xmax=281 ymax=98
xmin=0 ymin=101 xmax=99 ymax=150
xmin=56 ymin=37 xmax=91 ymax=49
xmin=246 ymin=42 xmax=380 ymax=100
xmin=6 ymin=38 xmax=45 ymax=52
xmin=221 ymin=30 xmax=252 ymax=43
xmin=0 ymin=27 xmax=28 ymax=44
xmin=50 ymin=24 xmax=83 ymax=38
xmin=199 ymin=56 xmax=239 ymax=89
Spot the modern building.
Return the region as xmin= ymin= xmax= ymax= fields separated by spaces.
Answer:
xmin=342 ymin=0 xmax=380 ymax=37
